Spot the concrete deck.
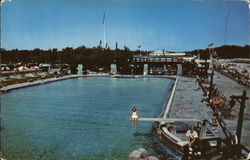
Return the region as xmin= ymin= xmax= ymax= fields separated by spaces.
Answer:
xmin=138 ymin=118 xmax=201 ymax=122
xmin=213 ymin=71 xmax=250 ymax=148
xmin=168 ymin=76 xmax=214 ymax=121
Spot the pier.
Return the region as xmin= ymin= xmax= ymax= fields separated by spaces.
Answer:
xmin=138 ymin=118 xmax=201 ymax=123
xmin=168 ymin=73 xmax=249 ymax=148
xmin=136 ymin=72 xmax=249 ymax=159
xmin=168 ymin=76 xmax=214 ymax=121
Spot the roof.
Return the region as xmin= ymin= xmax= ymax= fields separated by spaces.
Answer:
xmin=149 ymin=50 xmax=186 ymax=56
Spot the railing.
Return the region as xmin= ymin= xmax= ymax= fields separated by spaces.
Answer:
xmin=196 ymin=74 xmax=250 ymax=159
xmin=132 ymin=58 xmax=183 ymax=63
xmin=1 ymin=69 xmax=43 ymax=76
xmin=214 ymin=67 xmax=250 ymax=88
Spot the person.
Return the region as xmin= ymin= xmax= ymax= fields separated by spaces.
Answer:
xmin=130 ymin=107 xmax=138 ymax=121
xmin=130 ymin=107 xmax=138 ymax=129
xmin=186 ymin=126 xmax=199 ymax=155
xmin=202 ymin=119 xmax=209 ymax=137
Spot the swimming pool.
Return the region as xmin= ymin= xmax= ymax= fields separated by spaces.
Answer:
xmin=1 ymin=77 xmax=174 ymax=160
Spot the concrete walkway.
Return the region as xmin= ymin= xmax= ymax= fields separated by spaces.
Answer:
xmin=213 ymin=71 xmax=250 ymax=148
xmin=169 ymin=76 xmax=214 ymax=121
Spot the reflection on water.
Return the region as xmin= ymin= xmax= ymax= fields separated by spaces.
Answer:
xmin=1 ymin=77 xmax=173 ymax=160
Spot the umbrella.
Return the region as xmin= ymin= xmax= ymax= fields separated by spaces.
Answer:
xmin=18 ymin=66 xmax=28 ymax=71
xmin=1 ymin=66 xmax=10 ymax=71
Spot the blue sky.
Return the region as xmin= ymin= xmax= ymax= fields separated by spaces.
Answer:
xmin=1 ymin=0 xmax=249 ymax=51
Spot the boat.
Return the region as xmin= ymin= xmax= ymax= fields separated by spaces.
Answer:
xmin=151 ymin=118 xmax=226 ymax=159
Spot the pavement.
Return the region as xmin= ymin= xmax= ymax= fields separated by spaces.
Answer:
xmin=213 ymin=71 xmax=250 ymax=148
xmin=169 ymin=76 xmax=214 ymax=120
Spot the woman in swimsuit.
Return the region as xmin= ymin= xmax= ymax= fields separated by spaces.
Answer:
xmin=131 ymin=107 xmax=138 ymax=121
xmin=130 ymin=107 xmax=138 ymax=129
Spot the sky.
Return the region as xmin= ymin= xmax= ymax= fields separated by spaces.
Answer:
xmin=1 ymin=0 xmax=249 ymax=51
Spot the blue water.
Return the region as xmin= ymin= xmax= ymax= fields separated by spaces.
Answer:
xmin=1 ymin=77 xmax=173 ymax=160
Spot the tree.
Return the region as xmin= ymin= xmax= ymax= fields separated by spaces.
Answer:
xmin=116 ymin=42 xmax=118 ymax=50
xmin=124 ymin=45 xmax=130 ymax=51
xmin=52 ymin=48 xmax=58 ymax=53
xmin=105 ymin=42 xmax=108 ymax=49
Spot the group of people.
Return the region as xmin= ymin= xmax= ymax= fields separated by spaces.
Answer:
xmin=201 ymin=81 xmax=228 ymax=110
xmin=208 ymin=84 xmax=227 ymax=109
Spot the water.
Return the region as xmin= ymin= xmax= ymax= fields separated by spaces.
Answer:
xmin=1 ymin=77 xmax=174 ymax=160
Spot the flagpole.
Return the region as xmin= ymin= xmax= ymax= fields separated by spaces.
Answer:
xmin=208 ymin=43 xmax=214 ymax=69
xmin=103 ymin=12 xmax=106 ymax=48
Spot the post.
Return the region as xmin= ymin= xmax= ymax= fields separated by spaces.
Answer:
xmin=236 ymin=90 xmax=248 ymax=157
xmin=177 ymin=64 xmax=182 ymax=76
xmin=208 ymin=70 xmax=214 ymax=99
xmin=77 ymin=64 xmax=83 ymax=74
xmin=148 ymin=64 xmax=150 ymax=75
xmin=209 ymin=51 xmax=213 ymax=69
xmin=143 ymin=64 xmax=148 ymax=75
xmin=110 ymin=64 xmax=117 ymax=75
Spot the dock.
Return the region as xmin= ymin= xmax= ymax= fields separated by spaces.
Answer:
xmin=134 ymin=73 xmax=250 ymax=159
xmin=167 ymin=74 xmax=250 ymax=148
xmin=136 ymin=76 xmax=215 ymax=125
xmin=138 ymin=118 xmax=201 ymax=123
xmin=168 ymin=76 xmax=214 ymax=121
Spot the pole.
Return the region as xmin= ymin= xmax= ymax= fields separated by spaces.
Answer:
xmin=103 ymin=12 xmax=106 ymax=48
xmin=208 ymin=70 xmax=214 ymax=100
xmin=236 ymin=90 xmax=248 ymax=157
xmin=104 ymin=20 xmax=106 ymax=48
xmin=139 ymin=48 xmax=141 ymax=58
xmin=211 ymin=43 xmax=214 ymax=69
xmin=228 ymin=90 xmax=250 ymax=158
